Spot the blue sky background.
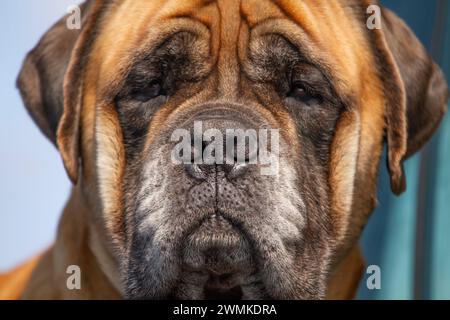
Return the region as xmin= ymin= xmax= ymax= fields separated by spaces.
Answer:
xmin=0 ymin=1 xmax=76 ymax=271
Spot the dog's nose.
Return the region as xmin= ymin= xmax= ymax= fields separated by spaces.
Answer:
xmin=185 ymin=163 xmax=249 ymax=181
xmin=183 ymin=116 xmax=258 ymax=181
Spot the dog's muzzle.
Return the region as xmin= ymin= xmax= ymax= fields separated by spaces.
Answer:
xmin=173 ymin=108 xmax=267 ymax=299
xmin=178 ymin=214 xmax=261 ymax=299
xmin=125 ymin=103 xmax=307 ymax=300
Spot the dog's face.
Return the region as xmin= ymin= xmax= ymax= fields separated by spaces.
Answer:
xmin=18 ymin=0 xmax=447 ymax=299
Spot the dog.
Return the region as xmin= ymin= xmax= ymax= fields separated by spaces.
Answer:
xmin=0 ymin=0 xmax=448 ymax=300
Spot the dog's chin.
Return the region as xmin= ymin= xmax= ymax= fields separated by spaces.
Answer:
xmin=171 ymin=270 xmax=268 ymax=300
xmin=124 ymin=211 xmax=325 ymax=300
xmin=124 ymin=213 xmax=271 ymax=300
xmin=171 ymin=214 xmax=268 ymax=299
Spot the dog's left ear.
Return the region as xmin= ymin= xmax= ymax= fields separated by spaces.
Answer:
xmin=16 ymin=1 xmax=102 ymax=184
xmin=370 ymin=6 xmax=449 ymax=195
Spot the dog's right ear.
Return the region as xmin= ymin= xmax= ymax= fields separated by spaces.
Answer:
xmin=17 ymin=1 xmax=100 ymax=184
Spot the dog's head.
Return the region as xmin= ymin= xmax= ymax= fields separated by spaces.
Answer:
xmin=17 ymin=0 xmax=448 ymax=299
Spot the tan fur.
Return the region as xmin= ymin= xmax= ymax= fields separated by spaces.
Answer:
xmin=0 ymin=254 xmax=43 ymax=300
xmin=326 ymin=245 xmax=365 ymax=299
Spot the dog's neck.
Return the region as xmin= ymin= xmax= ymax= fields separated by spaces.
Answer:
xmin=21 ymin=186 xmax=363 ymax=299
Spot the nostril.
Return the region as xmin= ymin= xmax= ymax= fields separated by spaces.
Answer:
xmin=226 ymin=163 xmax=248 ymax=180
xmin=185 ymin=163 xmax=248 ymax=180
xmin=185 ymin=163 xmax=207 ymax=181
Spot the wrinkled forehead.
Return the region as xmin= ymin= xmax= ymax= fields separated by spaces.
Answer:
xmin=88 ymin=0 xmax=379 ymax=102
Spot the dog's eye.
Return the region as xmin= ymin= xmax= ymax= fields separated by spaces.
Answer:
xmin=288 ymin=83 xmax=323 ymax=106
xmin=130 ymin=82 xmax=166 ymax=102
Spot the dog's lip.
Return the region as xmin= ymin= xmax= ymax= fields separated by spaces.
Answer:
xmin=183 ymin=213 xmax=255 ymax=253
xmin=181 ymin=212 xmax=255 ymax=272
xmin=174 ymin=212 xmax=271 ymax=299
